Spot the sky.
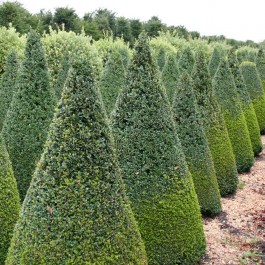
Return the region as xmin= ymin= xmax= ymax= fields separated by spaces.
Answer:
xmin=6 ymin=0 xmax=265 ymax=43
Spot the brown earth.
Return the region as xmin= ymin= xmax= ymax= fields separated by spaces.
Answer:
xmin=200 ymin=136 xmax=265 ymax=265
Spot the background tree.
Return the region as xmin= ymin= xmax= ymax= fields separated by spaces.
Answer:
xmin=115 ymin=17 xmax=132 ymax=44
xmin=0 ymin=135 xmax=20 ymax=265
xmin=130 ymin=19 xmax=143 ymax=42
xmin=93 ymin=8 xmax=116 ymax=36
xmin=111 ymin=33 xmax=206 ymax=265
xmin=192 ymin=51 xmax=238 ymax=196
xmin=144 ymin=16 xmax=165 ymax=37
xmin=0 ymin=51 xmax=18 ymax=130
xmin=173 ymin=73 xmax=221 ymax=215
xmin=2 ymin=31 xmax=55 ymax=201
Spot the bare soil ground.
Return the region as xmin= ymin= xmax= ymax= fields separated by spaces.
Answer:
xmin=200 ymin=136 xmax=265 ymax=265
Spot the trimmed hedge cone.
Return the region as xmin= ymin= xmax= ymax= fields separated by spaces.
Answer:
xmin=99 ymin=50 xmax=126 ymax=116
xmin=240 ymin=61 xmax=265 ymax=134
xmin=172 ymin=73 xmax=222 ymax=216
xmin=162 ymin=54 xmax=179 ymax=104
xmin=192 ymin=51 xmax=238 ymax=196
xmin=0 ymin=51 xmax=18 ymax=131
xmin=5 ymin=58 xmax=147 ymax=265
xmin=208 ymin=47 xmax=223 ymax=78
xmin=2 ymin=31 xmax=56 ymax=201
xmin=178 ymin=46 xmax=195 ymax=74
xmin=111 ymin=33 xmax=206 ymax=265
xmin=0 ymin=135 xmax=20 ymax=265
xmin=213 ymin=58 xmax=254 ymax=172
xmin=256 ymin=49 xmax=265 ymax=91
xmin=156 ymin=47 xmax=166 ymax=72
xmin=228 ymin=50 xmax=262 ymax=156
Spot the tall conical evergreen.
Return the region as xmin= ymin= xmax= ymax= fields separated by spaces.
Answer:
xmin=5 ymin=58 xmax=147 ymax=265
xmin=178 ymin=46 xmax=195 ymax=74
xmin=161 ymin=54 xmax=179 ymax=104
xmin=213 ymin=58 xmax=254 ymax=172
xmin=240 ymin=61 xmax=265 ymax=134
xmin=228 ymin=50 xmax=262 ymax=155
xmin=192 ymin=51 xmax=238 ymax=196
xmin=208 ymin=46 xmax=223 ymax=77
xmin=98 ymin=50 xmax=126 ymax=115
xmin=111 ymin=33 xmax=206 ymax=265
xmin=0 ymin=135 xmax=20 ymax=265
xmin=237 ymin=49 xmax=249 ymax=64
xmin=2 ymin=31 xmax=55 ymax=201
xmin=0 ymin=51 xmax=18 ymax=130
xmin=256 ymin=49 xmax=265 ymax=91
xmin=172 ymin=73 xmax=221 ymax=215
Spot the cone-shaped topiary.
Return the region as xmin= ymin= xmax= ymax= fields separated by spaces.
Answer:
xmin=237 ymin=49 xmax=250 ymax=64
xmin=111 ymin=33 xmax=206 ymax=265
xmin=156 ymin=47 xmax=166 ymax=71
xmin=213 ymin=58 xmax=254 ymax=172
xmin=2 ymin=31 xmax=56 ymax=201
xmin=172 ymin=73 xmax=221 ymax=216
xmin=161 ymin=54 xmax=179 ymax=104
xmin=0 ymin=135 xmax=20 ymax=265
xmin=240 ymin=61 xmax=265 ymax=134
xmin=5 ymin=58 xmax=147 ymax=265
xmin=98 ymin=50 xmax=126 ymax=116
xmin=208 ymin=46 xmax=223 ymax=78
xmin=256 ymin=49 xmax=265 ymax=91
xmin=192 ymin=51 xmax=238 ymax=196
xmin=228 ymin=50 xmax=262 ymax=156
xmin=0 ymin=51 xmax=19 ymax=131
xmin=178 ymin=46 xmax=195 ymax=74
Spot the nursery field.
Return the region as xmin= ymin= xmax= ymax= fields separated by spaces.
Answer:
xmin=201 ymin=136 xmax=265 ymax=265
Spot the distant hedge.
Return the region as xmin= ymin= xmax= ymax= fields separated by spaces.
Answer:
xmin=0 ymin=135 xmax=20 ymax=265
xmin=111 ymin=33 xmax=206 ymax=265
xmin=173 ymin=72 xmax=221 ymax=215
xmin=240 ymin=61 xmax=265 ymax=134
xmin=5 ymin=58 xmax=147 ymax=265
xmin=228 ymin=50 xmax=262 ymax=156
xmin=192 ymin=51 xmax=238 ymax=196
xmin=213 ymin=58 xmax=254 ymax=173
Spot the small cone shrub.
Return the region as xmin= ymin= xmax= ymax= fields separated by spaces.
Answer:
xmin=111 ymin=33 xmax=206 ymax=265
xmin=213 ymin=58 xmax=254 ymax=172
xmin=208 ymin=46 xmax=223 ymax=77
xmin=161 ymin=54 xmax=179 ymax=104
xmin=192 ymin=51 xmax=238 ymax=196
xmin=0 ymin=135 xmax=20 ymax=265
xmin=0 ymin=51 xmax=18 ymax=130
xmin=256 ymin=49 xmax=265 ymax=91
xmin=98 ymin=50 xmax=126 ymax=116
xmin=172 ymin=73 xmax=221 ymax=215
xmin=240 ymin=61 xmax=265 ymax=134
xmin=2 ymin=31 xmax=56 ymax=201
xmin=228 ymin=50 xmax=262 ymax=155
xmin=236 ymin=49 xmax=249 ymax=64
xmin=156 ymin=47 xmax=166 ymax=71
xmin=5 ymin=58 xmax=147 ymax=265
xmin=178 ymin=46 xmax=195 ymax=74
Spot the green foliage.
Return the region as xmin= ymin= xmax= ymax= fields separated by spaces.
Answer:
xmin=228 ymin=50 xmax=262 ymax=156
xmin=2 ymin=31 xmax=56 ymax=201
xmin=236 ymin=48 xmax=249 ymax=64
xmin=178 ymin=46 xmax=195 ymax=74
xmin=255 ymin=49 xmax=265 ymax=92
xmin=43 ymin=27 xmax=102 ymax=97
xmin=172 ymin=73 xmax=221 ymax=216
xmin=0 ymin=25 xmax=25 ymax=75
xmin=144 ymin=16 xmax=165 ymax=37
xmin=240 ymin=61 xmax=265 ymax=134
xmin=5 ymin=58 xmax=147 ymax=265
xmin=111 ymin=33 xmax=206 ymax=265
xmin=156 ymin=47 xmax=166 ymax=71
xmin=129 ymin=19 xmax=143 ymax=42
xmin=237 ymin=47 xmax=258 ymax=64
xmin=213 ymin=58 xmax=254 ymax=172
xmin=161 ymin=54 xmax=179 ymax=103
xmin=192 ymin=51 xmax=238 ymax=196
xmin=115 ymin=17 xmax=133 ymax=44
xmin=99 ymin=50 xmax=126 ymax=116
xmin=0 ymin=136 xmax=20 ymax=265
xmin=0 ymin=51 xmax=18 ymax=130
xmin=208 ymin=46 xmax=224 ymax=77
